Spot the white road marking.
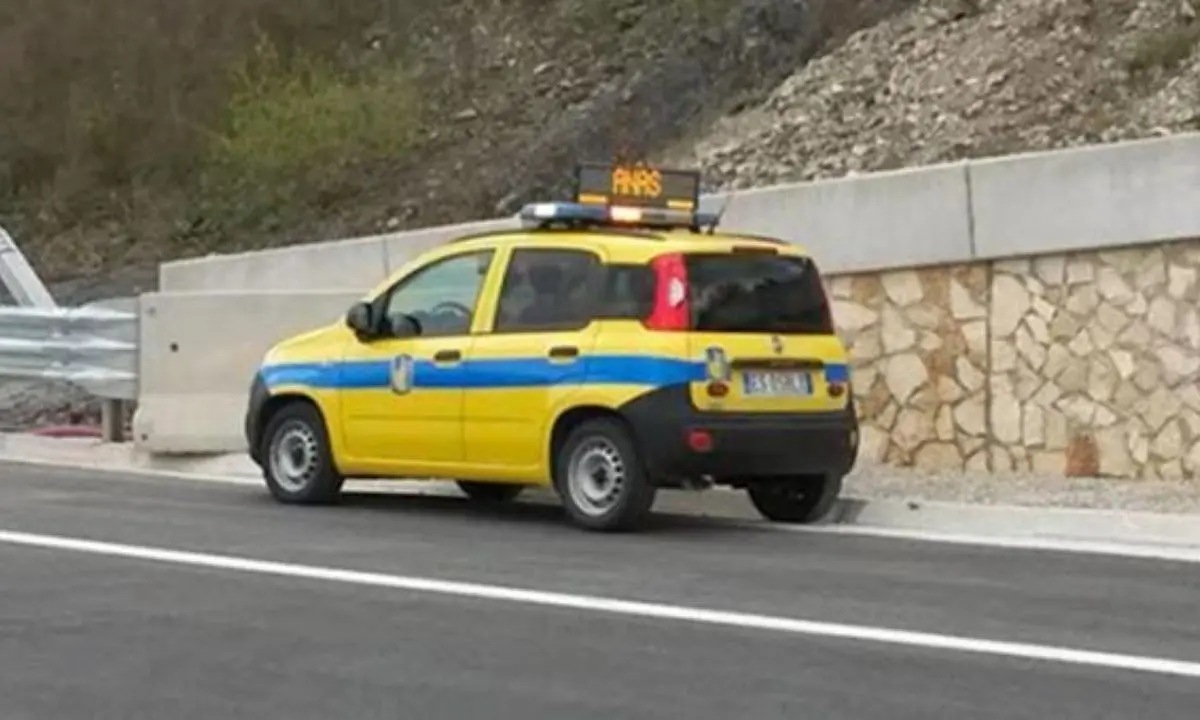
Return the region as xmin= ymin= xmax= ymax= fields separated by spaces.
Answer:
xmin=1 ymin=528 xmax=1199 ymax=680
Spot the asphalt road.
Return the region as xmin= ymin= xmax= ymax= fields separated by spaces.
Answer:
xmin=0 ymin=461 xmax=1198 ymax=719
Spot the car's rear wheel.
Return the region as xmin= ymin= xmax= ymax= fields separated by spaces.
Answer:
xmin=554 ymin=417 xmax=656 ymax=532
xmin=456 ymin=481 xmax=524 ymax=504
xmin=261 ymin=401 xmax=344 ymax=505
xmin=746 ymin=473 xmax=843 ymax=524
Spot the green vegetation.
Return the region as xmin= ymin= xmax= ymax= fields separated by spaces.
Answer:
xmin=195 ymin=32 xmax=421 ymax=247
xmin=0 ymin=0 xmax=437 ymax=275
xmin=0 ymin=0 xmax=874 ymax=283
xmin=210 ymin=34 xmax=419 ymax=182
xmin=1127 ymin=22 xmax=1200 ymax=75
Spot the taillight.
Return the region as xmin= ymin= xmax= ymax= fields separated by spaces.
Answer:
xmin=644 ymin=253 xmax=690 ymax=331
xmin=686 ymin=428 xmax=714 ymax=453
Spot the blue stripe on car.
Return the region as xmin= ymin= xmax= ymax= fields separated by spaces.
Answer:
xmin=262 ymin=355 xmax=851 ymax=391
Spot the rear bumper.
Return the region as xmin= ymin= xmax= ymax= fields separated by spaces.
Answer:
xmin=619 ymin=386 xmax=859 ymax=485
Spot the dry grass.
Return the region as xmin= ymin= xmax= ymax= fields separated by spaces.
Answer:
xmin=0 ymin=0 xmax=903 ymax=283
xmin=0 ymin=0 xmax=432 ymax=272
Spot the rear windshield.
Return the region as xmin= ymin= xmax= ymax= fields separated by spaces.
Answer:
xmin=685 ymin=252 xmax=832 ymax=334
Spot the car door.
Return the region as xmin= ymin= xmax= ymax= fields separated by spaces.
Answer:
xmin=339 ymin=247 xmax=498 ymax=475
xmin=461 ymin=242 xmax=606 ymax=477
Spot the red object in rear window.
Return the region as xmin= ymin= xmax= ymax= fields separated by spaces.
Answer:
xmin=644 ymin=253 xmax=690 ymax=330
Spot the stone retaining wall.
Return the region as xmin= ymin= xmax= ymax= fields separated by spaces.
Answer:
xmin=831 ymin=237 xmax=1200 ymax=480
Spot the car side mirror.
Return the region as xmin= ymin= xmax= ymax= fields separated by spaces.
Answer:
xmin=388 ymin=313 xmax=421 ymax=338
xmin=345 ymin=301 xmax=377 ymax=339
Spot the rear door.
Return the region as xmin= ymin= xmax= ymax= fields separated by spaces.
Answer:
xmin=683 ymin=247 xmax=850 ymax=414
xmin=461 ymin=240 xmax=607 ymax=475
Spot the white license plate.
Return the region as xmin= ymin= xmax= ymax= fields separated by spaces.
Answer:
xmin=741 ymin=371 xmax=812 ymax=397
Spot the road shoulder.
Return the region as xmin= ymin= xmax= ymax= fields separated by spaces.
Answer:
xmin=3 ymin=432 xmax=1200 ymax=559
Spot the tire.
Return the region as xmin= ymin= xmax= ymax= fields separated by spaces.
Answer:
xmin=746 ymin=473 xmax=843 ymax=524
xmin=260 ymin=401 xmax=344 ymax=505
xmin=554 ymin=417 xmax=656 ymax=532
xmin=456 ymin=481 xmax=524 ymax=503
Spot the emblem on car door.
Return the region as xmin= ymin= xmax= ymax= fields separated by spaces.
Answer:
xmin=770 ymin=335 xmax=784 ymax=354
xmin=390 ymin=354 xmax=414 ymax=395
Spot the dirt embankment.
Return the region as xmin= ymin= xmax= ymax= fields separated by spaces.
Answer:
xmin=1 ymin=0 xmax=911 ymax=295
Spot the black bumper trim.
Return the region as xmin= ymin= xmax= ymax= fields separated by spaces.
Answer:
xmin=618 ymin=385 xmax=858 ymax=485
xmin=245 ymin=373 xmax=269 ymax=467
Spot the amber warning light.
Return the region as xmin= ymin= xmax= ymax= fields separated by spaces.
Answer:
xmin=574 ymin=162 xmax=701 ymax=212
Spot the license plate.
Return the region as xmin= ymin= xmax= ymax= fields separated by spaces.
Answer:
xmin=741 ymin=370 xmax=812 ymax=397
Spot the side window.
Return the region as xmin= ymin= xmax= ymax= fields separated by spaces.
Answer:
xmin=595 ymin=263 xmax=654 ymax=320
xmin=494 ymin=248 xmax=602 ymax=333
xmin=382 ymin=250 xmax=494 ymax=337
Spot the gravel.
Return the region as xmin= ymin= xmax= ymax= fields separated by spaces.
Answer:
xmin=664 ymin=0 xmax=1200 ymax=190
xmin=846 ymin=463 xmax=1200 ymax=514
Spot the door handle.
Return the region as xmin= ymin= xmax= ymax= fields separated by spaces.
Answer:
xmin=548 ymin=345 xmax=579 ymax=359
xmin=433 ymin=349 xmax=462 ymax=363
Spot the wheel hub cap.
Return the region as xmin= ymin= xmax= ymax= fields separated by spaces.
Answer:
xmin=269 ymin=423 xmax=318 ymax=492
xmin=567 ymin=439 xmax=626 ymax=516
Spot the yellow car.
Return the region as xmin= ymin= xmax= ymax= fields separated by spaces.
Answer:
xmin=244 ymin=163 xmax=859 ymax=532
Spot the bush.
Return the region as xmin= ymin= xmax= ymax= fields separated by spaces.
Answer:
xmin=206 ymin=33 xmax=420 ymax=182
xmin=1127 ymin=22 xmax=1200 ymax=75
xmin=0 ymin=0 xmax=424 ymax=236
xmin=182 ymin=31 xmax=422 ymax=243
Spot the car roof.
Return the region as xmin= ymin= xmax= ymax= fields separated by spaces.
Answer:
xmin=447 ymin=226 xmax=811 ymax=260
xmin=366 ymin=224 xmax=815 ymax=302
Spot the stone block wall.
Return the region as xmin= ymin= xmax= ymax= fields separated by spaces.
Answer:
xmin=827 ymin=237 xmax=1200 ymax=480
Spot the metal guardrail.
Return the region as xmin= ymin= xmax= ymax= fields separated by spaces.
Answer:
xmin=0 ymin=301 xmax=138 ymax=401
xmin=0 ymin=225 xmax=138 ymax=441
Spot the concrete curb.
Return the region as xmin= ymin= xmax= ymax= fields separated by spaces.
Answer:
xmin=830 ymin=497 xmax=1200 ymax=551
xmin=4 ymin=433 xmax=1200 ymax=553
xmin=632 ymin=489 xmax=1200 ymax=551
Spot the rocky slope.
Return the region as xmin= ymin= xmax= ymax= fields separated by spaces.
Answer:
xmin=665 ymin=0 xmax=1199 ymax=189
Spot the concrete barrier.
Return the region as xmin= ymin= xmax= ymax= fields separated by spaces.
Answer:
xmin=136 ymin=132 xmax=1200 ymax=459
xmin=703 ymin=161 xmax=974 ymax=274
xmin=969 ymin=133 xmax=1200 ymax=259
xmin=156 ymin=132 xmax=1200 ymax=293
xmin=132 ymin=290 xmax=361 ymax=453
xmin=159 ymin=235 xmax=388 ymax=293
xmin=159 ymin=218 xmax=522 ymax=293
xmin=158 ymin=159 xmax=983 ymax=291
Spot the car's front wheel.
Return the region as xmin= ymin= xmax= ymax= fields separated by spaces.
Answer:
xmin=746 ymin=474 xmax=843 ymax=524
xmin=261 ymin=401 xmax=344 ymax=505
xmin=554 ymin=417 xmax=656 ymax=532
